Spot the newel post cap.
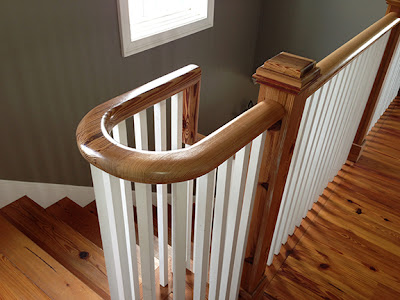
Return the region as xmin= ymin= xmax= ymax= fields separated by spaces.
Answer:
xmin=387 ymin=0 xmax=400 ymax=6
xmin=386 ymin=0 xmax=400 ymax=14
xmin=253 ymin=52 xmax=320 ymax=93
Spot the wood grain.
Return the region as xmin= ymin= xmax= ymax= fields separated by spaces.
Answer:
xmin=47 ymin=197 xmax=103 ymax=248
xmin=0 ymin=197 xmax=110 ymax=299
xmin=241 ymin=52 xmax=319 ymax=295
xmin=0 ymin=215 xmax=102 ymax=300
xmin=76 ymin=65 xmax=285 ymax=184
xmin=0 ymin=253 xmax=51 ymax=300
xmin=182 ymin=82 xmax=201 ymax=145
xmin=263 ymin=98 xmax=400 ymax=299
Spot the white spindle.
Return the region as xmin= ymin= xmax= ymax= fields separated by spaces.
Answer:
xmin=267 ymin=31 xmax=391 ymax=266
xmin=91 ymin=165 xmax=135 ymax=300
xmin=267 ymin=94 xmax=314 ymax=264
xmin=307 ymin=59 xmax=357 ymax=213
xmin=172 ymin=181 xmax=188 ymax=300
xmin=185 ymin=152 xmax=194 ymax=270
xmin=274 ymin=85 xmax=325 ymax=253
xmin=208 ymin=157 xmax=233 ymax=300
xmin=289 ymin=75 xmax=339 ymax=235
xmin=368 ymin=30 xmax=400 ymax=133
xmin=171 ymin=92 xmax=183 ymax=150
xmin=170 ymin=91 xmax=189 ymax=300
xmin=218 ymin=144 xmax=251 ymax=300
xmin=134 ymin=111 xmax=156 ymax=300
xmin=112 ymin=122 xmax=141 ymax=299
xmin=229 ymin=132 xmax=267 ymax=299
xmin=154 ymin=101 xmax=169 ymax=286
xmin=283 ymin=79 xmax=333 ymax=243
xmin=193 ymin=170 xmax=216 ymax=300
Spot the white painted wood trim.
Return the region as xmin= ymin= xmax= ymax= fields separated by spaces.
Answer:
xmin=154 ymin=101 xmax=169 ymax=286
xmin=91 ymin=165 xmax=135 ymax=300
xmin=0 ymin=180 xmax=95 ymax=209
xmin=113 ymin=122 xmax=141 ymax=299
xmin=0 ymin=179 xmax=194 ymax=210
xmin=116 ymin=0 xmax=214 ymax=56
xmin=230 ymin=132 xmax=266 ymax=299
xmin=218 ymin=143 xmax=251 ymax=299
xmin=193 ymin=170 xmax=216 ymax=300
xmin=208 ymin=157 xmax=233 ymax=300
xmin=172 ymin=181 xmax=188 ymax=300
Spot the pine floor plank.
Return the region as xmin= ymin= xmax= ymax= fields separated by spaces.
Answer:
xmin=85 ymin=200 xmax=98 ymax=217
xmin=47 ymin=198 xmax=102 ymax=248
xmin=0 ymin=215 xmax=102 ymax=300
xmin=0 ymin=253 xmax=51 ymax=300
xmin=0 ymin=196 xmax=110 ymax=300
xmin=263 ymin=98 xmax=400 ymax=299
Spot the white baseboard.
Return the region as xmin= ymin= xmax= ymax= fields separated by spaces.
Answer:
xmin=0 ymin=180 xmax=193 ymax=209
xmin=0 ymin=180 xmax=96 ymax=209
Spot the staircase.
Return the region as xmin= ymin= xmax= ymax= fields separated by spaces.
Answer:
xmin=0 ymin=196 xmax=196 ymax=299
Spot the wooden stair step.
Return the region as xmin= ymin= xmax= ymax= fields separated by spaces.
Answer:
xmin=141 ymin=266 xmax=208 ymax=300
xmin=47 ymin=198 xmax=102 ymax=248
xmin=0 ymin=215 xmax=102 ymax=300
xmin=84 ymin=201 xmax=98 ymax=217
xmin=0 ymin=196 xmax=110 ymax=300
xmin=0 ymin=252 xmax=51 ymax=299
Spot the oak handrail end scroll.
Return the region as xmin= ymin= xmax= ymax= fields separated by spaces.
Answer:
xmin=76 ymin=65 xmax=285 ymax=184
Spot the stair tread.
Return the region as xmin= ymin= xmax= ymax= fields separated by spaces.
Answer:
xmin=0 ymin=252 xmax=51 ymax=299
xmin=0 ymin=214 xmax=102 ymax=300
xmin=0 ymin=196 xmax=110 ymax=300
xmin=85 ymin=201 xmax=98 ymax=217
xmin=143 ymin=266 xmax=208 ymax=300
xmin=47 ymin=198 xmax=102 ymax=248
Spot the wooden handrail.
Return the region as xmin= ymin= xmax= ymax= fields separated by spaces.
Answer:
xmin=76 ymin=65 xmax=285 ymax=184
xmin=304 ymin=12 xmax=400 ymax=96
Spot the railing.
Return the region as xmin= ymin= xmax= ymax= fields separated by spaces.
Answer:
xmin=241 ymin=4 xmax=400 ymax=297
xmin=77 ymin=64 xmax=284 ymax=299
xmin=77 ymin=1 xmax=400 ymax=299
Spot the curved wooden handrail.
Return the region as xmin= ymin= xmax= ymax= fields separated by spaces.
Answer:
xmin=77 ymin=65 xmax=285 ymax=184
xmin=304 ymin=12 xmax=400 ymax=96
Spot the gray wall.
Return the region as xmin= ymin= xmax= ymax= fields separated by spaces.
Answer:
xmin=0 ymin=0 xmax=262 ymax=186
xmin=0 ymin=0 xmax=390 ymax=187
xmin=254 ymin=0 xmax=387 ymax=68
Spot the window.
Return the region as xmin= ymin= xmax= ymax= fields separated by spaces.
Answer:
xmin=117 ymin=0 xmax=214 ymax=56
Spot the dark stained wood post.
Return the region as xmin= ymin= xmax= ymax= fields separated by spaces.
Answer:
xmin=349 ymin=0 xmax=400 ymax=162
xmin=240 ymin=52 xmax=320 ymax=298
xmin=182 ymin=82 xmax=201 ymax=145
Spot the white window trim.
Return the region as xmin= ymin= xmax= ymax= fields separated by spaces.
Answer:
xmin=117 ymin=0 xmax=215 ymax=57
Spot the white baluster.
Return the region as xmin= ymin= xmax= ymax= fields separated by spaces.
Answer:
xmin=172 ymin=181 xmax=187 ymax=300
xmin=112 ymin=122 xmax=141 ymax=299
xmin=91 ymin=165 xmax=135 ymax=300
xmin=230 ymin=132 xmax=267 ymax=299
xmin=208 ymin=157 xmax=233 ymax=300
xmin=193 ymin=170 xmax=216 ymax=300
xmin=134 ymin=111 xmax=156 ymax=300
xmin=171 ymin=91 xmax=188 ymax=300
xmin=154 ymin=101 xmax=169 ymax=286
xmin=218 ymin=144 xmax=251 ymax=300
xmin=185 ymin=156 xmax=194 ymax=270
xmin=171 ymin=92 xmax=183 ymax=151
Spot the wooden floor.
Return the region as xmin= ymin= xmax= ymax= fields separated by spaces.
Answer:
xmin=263 ymin=98 xmax=400 ymax=299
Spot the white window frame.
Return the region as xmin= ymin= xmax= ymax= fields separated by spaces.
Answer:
xmin=117 ymin=0 xmax=215 ymax=57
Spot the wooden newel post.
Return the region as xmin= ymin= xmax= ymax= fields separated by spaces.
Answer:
xmin=349 ymin=0 xmax=400 ymax=162
xmin=239 ymin=52 xmax=320 ymax=298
